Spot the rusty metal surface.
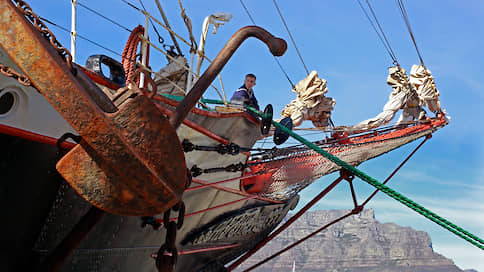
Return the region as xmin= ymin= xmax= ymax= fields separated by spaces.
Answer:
xmin=0 ymin=0 xmax=186 ymax=216
xmin=169 ymin=26 xmax=287 ymax=129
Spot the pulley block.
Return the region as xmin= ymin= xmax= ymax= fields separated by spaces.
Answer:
xmin=261 ymin=104 xmax=273 ymax=135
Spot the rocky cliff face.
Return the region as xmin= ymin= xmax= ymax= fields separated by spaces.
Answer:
xmin=235 ymin=209 xmax=468 ymax=272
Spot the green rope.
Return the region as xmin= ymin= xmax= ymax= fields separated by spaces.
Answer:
xmin=161 ymin=96 xmax=484 ymax=249
xmin=243 ymin=105 xmax=484 ymax=251
xmin=159 ymin=94 xmax=225 ymax=105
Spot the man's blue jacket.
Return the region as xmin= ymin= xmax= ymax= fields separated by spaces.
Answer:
xmin=230 ymin=84 xmax=260 ymax=110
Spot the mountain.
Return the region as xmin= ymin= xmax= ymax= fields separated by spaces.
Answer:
xmin=235 ymin=209 xmax=474 ymax=272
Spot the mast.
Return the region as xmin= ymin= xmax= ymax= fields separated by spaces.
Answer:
xmin=187 ymin=13 xmax=232 ymax=92
xmin=139 ymin=13 xmax=149 ymax=88
xmin=70 ymin=0 xmax=77 ymax=62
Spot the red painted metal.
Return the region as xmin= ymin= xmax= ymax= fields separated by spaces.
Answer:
xmin=169 ymin=26 xmax=287 ymax=129
xmin=156 ymin=196 xmax=257 ymax=225
xmin=186 ymin=172 xmax=265 ymax=192
xmin=78 ymin=65 xmax=121 ymax=91
xmin=154 ymin=102 xmax=229 ymax=145
xmin=228 ymin=172 xmax=347 ymax=270
xmin=191 ymin=178 xmax=283 ymax=204
xmin=0 ymin=1 xmax=186 ymax=216
xmin=151 ymin=243 xmax=240 ymax=257
xmin=0 ymin=124 xmax=76 ymax=149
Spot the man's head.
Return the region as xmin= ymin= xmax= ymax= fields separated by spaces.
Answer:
xmin=244 ymin=74 xmax=256 ymax=89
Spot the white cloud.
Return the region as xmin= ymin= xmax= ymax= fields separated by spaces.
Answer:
xmin=433 ymin=243 xmax=484 ymax=272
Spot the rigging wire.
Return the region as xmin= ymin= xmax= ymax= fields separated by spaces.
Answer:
xmin=395 ymin=0 xmax=425 ymax=66
xmin=239 ymin=0 xmax=295 ymax=88
xmin=39 ymin=16 xmax=127 ymax=59
xmin=77 ymin=1 xmax=131 ymax=32
xmin=272 ymin=0 xmax=310 ymax=75
xmin=356 ymin=0 xmax=398 ymax=64
xmin=137 ymin=0 xmax=167 ymax=45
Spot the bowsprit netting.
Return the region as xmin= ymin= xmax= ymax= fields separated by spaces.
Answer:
xmin=246 ymin=119 xmax=447 ymax=200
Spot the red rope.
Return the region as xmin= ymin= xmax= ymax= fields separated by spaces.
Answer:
xmin=186 ymin=172 xmax=271 ymax=192
xmin=151 ymin=243 xmax=240 ymax=257
xmin=155 ymin=195 xmax=257 ymax=225
xmin=121 ymin=25 xmax=150 ymax=85
xmin=191 ymin=178 xmax=283 ymax=204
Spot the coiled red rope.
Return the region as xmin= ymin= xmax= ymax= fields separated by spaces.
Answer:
xmin=121 ymin=25 xmax=150 ymax=85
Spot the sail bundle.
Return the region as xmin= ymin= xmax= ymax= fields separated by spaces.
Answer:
xmin=281 ymin=71 xmax=335 ymax=128
xmin=410 ymin=64 xmax=441 ymax=113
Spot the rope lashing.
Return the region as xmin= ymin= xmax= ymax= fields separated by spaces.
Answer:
xmin=177 ymin=0 xmax=197 ymax=51
xmin=245 ymin=105 xmax=484 ymax=251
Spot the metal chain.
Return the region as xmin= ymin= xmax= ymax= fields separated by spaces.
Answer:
xmin=12 ymin=0 xmax=75 ymax=73
xmin=142 ymin=170 xmax=190 ymax=232
xmin=156 ymin=201 xmax=186 ymax=272
xmin=190 ymin=162 xmax=247 ymax=177
xmin=181 ymin=139 xmax=274 ymax=155
xmin=0 ymin=63 xmax=31 ymax=86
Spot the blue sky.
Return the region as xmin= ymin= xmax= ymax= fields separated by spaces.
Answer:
xmin=28 ymin=0 xmax=484 ymax=270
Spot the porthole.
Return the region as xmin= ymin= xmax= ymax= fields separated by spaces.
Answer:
xmin=0 ymin=89 xmax=19 ymax=117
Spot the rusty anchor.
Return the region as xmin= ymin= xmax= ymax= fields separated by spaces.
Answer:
xmin=0 ymin=1 xmax=287 ymax=217
xmin=0 ymin=0 xmax=185 ymax=216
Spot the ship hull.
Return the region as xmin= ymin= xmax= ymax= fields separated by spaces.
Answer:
xmin=0 ymin=55 xmax=298 ymax=270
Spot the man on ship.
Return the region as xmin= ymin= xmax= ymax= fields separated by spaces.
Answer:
xmin=230 ymin=73 xmax=260 ymax=110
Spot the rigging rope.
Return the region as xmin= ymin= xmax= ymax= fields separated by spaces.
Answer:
xmin=245 ymin=105 xmax=484 ymax=251
xmin=395 ymin=0 xmax=425 ymax=66
xmin=356 ymin=0 xmax=398 ymax=64
xmin=177 ymin=0 xmax=197 ymax=51
xmin=239 ymin=0 xmax=295 ymax=88
xmin=272 ymin=0 xmax=310 ymax=75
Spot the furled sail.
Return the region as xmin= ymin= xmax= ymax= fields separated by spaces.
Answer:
xmin=281 ymin=70 xmax=335 ymax=128
xmin=409 ymin=64 xmax=441 ymax=113
xmin=348 ymin=65 xmax=425 ymax=133
xmin=154 ymin=55 xmax=188 ymax=96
